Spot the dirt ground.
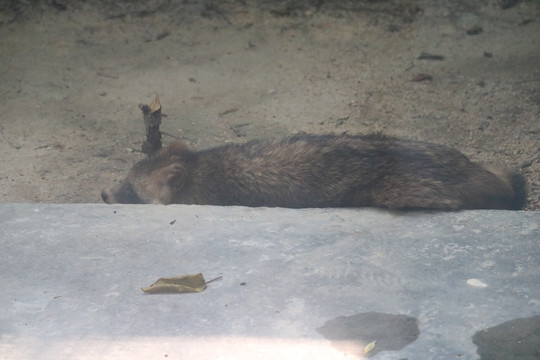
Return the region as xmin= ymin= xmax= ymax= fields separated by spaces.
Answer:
xmin=0 ymin=0 xmax=538 ymax=209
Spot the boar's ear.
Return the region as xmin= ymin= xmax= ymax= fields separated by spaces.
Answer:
xmin=155 ymin=163 xmax=186 ymax=188
xmin=148 ymin=163 xmax=186 ymax=204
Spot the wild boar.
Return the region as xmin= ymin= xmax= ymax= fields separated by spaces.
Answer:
xmin=101 ymin=134 xmax=526 ymax=210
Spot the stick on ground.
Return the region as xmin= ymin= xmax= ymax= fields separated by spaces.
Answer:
xmin=139 ymin=94 xmax=162 ymax=156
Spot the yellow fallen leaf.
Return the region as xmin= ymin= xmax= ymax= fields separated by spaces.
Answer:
xmin=142 ymin=273 xmax=207 ymax=294
xmin=148 ymin=94 xmax=161 ymax=114
xmin=364 ymin=340 xmax=376 ymax=354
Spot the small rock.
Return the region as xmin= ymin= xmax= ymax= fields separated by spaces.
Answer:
xmin=467 ymin=279 xmax=488 ymax=288
xmin=466 ymin=25 xmax=483 ymax=35
xmin=412 ymin=73 xmax=433 ymax=82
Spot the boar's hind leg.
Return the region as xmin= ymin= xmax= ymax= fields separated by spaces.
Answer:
xmin=368 ymin=168 xmax=526 ymax=211
xmin=368 ymin=182 xmax=462 ymax=211
xmin=460 ymin=170 xmax=526 ymax=210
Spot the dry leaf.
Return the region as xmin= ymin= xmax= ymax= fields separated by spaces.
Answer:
xmin=412 ymin=73 xmax=433 ymax=82
xmin=142 ymin=273 xmax=207 ymax=294
xmin=364 ymin=340 xmax=376 ymax=354
xmin=149 ymin=94 xmax=161 ymax=114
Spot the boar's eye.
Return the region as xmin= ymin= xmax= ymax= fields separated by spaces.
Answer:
xmin=113 ymin=183 xmax=143 ymax=204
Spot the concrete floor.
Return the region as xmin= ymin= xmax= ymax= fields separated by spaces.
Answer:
xmin=1 ymin=204 xmax=539 ymax=359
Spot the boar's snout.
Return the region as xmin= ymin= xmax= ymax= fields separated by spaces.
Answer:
xmin=101 ymin=189 xmax=113 ymax=204
xmin=101 ymin=182 xmax=143 ymax=204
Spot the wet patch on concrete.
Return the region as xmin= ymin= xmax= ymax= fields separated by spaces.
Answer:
xmin=316 ymin=312 xmax=419 ymax=357
xmin=472 ymin=315 xmax=540 ymax=360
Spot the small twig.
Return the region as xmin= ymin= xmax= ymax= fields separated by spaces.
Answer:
xmin=512 ymin=78 xmax=540 ymax=84
xmin=418 ymin=52 xmax=445 ymax=61
xmin=161 ymin=131 xmax=181 ymax=139
xmin=205 ymin=276 xmax=223 ymax=285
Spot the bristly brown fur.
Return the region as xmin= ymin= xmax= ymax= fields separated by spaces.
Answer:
xmin=102 ymin=134 xmax=527 ymax=210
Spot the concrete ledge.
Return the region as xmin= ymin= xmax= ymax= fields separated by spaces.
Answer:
xmin=1 ymin=204 xmax=538 ymax=359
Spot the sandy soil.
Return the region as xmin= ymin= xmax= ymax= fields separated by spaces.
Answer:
xmin=0 ymin=0 xmax=538 ymax=209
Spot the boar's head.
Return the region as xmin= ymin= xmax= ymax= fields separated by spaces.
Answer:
xmin=101 ymin=141 xmax=192 ymax=204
